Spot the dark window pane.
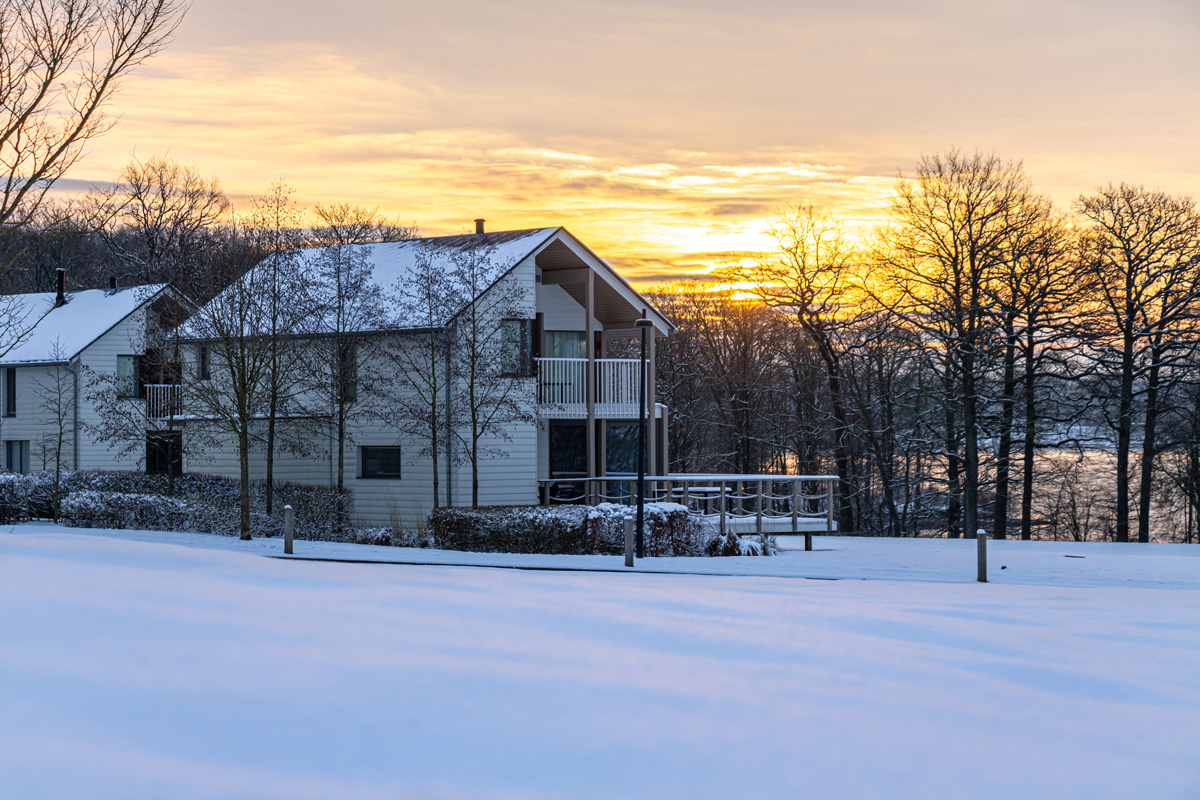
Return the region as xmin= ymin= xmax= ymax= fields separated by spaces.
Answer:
xmin=362 ymin=446 xmax=402 ymax=478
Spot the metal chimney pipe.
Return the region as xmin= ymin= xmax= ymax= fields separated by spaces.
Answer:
xmin=54 ymin=268 xmax=66 ymax=306
xmin=474 ymin=218 xmax=485 ymax=235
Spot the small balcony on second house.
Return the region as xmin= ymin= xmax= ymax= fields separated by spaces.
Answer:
xmin=536 ymin=357 xmax=652 ymax=419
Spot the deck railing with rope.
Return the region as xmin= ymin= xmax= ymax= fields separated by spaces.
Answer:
xmin=537 ymin=473 xmax=838 ymax=551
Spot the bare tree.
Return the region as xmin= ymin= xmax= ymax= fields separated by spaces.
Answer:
xmin=872 ymin=150 xmax=1043 ymax=538
xmin=438 ymin=239 xmax=536 ymax=507
xmin=732 ymin=203 xmax=861 ymax=531
xmin=380 ymin=243 xmax=454 ymax=509
xmin=0 ymin=0 xmax=186 ymax=267
xmin=181 ymin=249 xmax=278 ymax=539
xmin=32 ymin=340 xmax=74 ymax=518
xmin=244 ymin=181 xmax=307 ymax=514
xmin=87 ymin=154 xmax=229 ymax=297
xmin=1075 ymin=184 xmax=1200 ymax=543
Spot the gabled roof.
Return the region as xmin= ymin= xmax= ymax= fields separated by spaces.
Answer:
xmin=181 ymin=227 xmax=674 ymax=336
xmin=0 ymin=284 xmax=171 ymax=366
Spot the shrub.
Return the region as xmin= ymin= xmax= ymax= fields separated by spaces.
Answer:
xmin=705 ymin=531 xmax=776 ymax=557
xmin=60 ymin=491 xmax=191 ymax=530
xmin=586 ymin=502 xmax=709 ymax=556
xmin=428 ymin=505 xmax=590 ymax=554
xmin=0 ymin=473 xmax=35 ymax=522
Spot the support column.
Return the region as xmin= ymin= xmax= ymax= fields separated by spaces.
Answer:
xmin=647 ymin=327 xmax=657 ymax=478
xmin=585 ymin=271 xmax=596 ymax=504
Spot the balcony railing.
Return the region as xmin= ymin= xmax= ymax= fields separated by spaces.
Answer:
xmin=537 ymin=357 xmax=644 ymax=418
xmin=145 ymin=383 xmax=182 ymax=419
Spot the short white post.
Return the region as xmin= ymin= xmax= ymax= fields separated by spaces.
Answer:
xmin=756 ymin=480 xmax=764 ymax=536
xmin=791 ymin=479 xmax=800 ymax=533
xmin=717 ymin=482 xmax=725 ymax=536
xmin=624 ymin=515 xmax=635 ymax=568
xmin=977 ymin=528 xmax=987 ymax=583
xmin=825 ymin=479 xmax=835 ymax=534
xmin=284 ymin=504 xmax=294 ymax=555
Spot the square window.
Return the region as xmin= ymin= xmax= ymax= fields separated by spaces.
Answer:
xmin=361 ymin=446 xmax=402 ymax=478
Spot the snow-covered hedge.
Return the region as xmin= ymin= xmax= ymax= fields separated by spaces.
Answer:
xmin=585 ymin=502 xmax=710 ymax=556
xmin=428 ymin=502 xmax=773 ymax=557
xmin=60 ymin=491 xmax=192 ymax=531
xmin=0 ymin=473 xmax=35 ymax=522
xmin=429 ymin=505 xmax=592 ymax=554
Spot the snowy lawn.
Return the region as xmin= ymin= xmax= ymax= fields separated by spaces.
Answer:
xmin=2 ymin=524 xmax=1199 ymax=799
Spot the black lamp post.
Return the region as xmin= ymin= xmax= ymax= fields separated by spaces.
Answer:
xmin=635 ymin=310 xmax=653 ymax=558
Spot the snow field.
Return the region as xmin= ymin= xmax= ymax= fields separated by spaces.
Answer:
xmin=1 ymin=526 xmax=1198 ymax=799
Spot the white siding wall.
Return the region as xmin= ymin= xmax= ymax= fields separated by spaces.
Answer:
xmin=75 ymin=309 xmax=152 ymax=471
xmin=179 ymin=253 xmax=546 ymax=528
xmin=0 ymin=364 xmax=75 ymax=471
xmin=536 ymin=282 xmax=601 ymax=332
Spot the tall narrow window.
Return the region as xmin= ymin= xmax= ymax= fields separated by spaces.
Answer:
xmin=199 ymin=346 xmax=211 ymax=380
xmin=501 ymin=319 xmax=535 ymax=377
xmin=116 ymin=355 xmax=138 ymax=398
xmin=3 ymin=368 xmax=14 ymax=417
xmin=339 ymin=338 xmax=358 ymax=402
xmin=4 ymin=440 xmax=29 ymax=473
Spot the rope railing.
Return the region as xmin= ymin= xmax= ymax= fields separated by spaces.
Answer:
xmin=537 ymin=473 xmax=838 ymax=550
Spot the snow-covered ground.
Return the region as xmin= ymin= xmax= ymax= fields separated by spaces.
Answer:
xmin=2 ymin=523 xmax=1199 ymax=799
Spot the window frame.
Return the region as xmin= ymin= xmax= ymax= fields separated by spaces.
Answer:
xmin=4 ymin=439 xmax=29 ymax=473
xmin=116 ymin=354 xmax=140 ymax=399
xmin=3 ymin=368 xmax=14 ymax=418
xmin=359 ymin=445 xmax=403 ymax=479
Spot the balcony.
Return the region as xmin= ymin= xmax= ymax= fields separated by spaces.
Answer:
xmin=145 ymin=383 xmax=183 ymax=419
xmin=537 ymin=358 xmax=644 ymax=419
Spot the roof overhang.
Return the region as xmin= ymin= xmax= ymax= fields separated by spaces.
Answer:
xmin=532 ymin=229 xmax=676 ymax=335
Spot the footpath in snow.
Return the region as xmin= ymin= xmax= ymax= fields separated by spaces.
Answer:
xmin=13 ymin=519 xmax=1200 ymax=589
xmin=1 ymin=523 xmax=1198 ymax=800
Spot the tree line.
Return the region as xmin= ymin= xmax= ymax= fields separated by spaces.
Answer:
xmin=652 ymin=150 xmax=1200 ymax=543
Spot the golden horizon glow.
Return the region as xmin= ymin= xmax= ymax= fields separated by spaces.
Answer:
xmin=54 ymin=0 xmax=1200 ymax=286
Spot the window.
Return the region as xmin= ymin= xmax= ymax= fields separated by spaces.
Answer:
xmin=199 ymin=346 xmax=211 ymax=380
xmin=116 ymin=355 xmax=138 ymax=398
xmin=545 ymin=331 xmax=586 ymax=359
xmin=501 ymin=319 xmax=535 ymax=377
xmin=3 ymin=368 xmax=14 ymax=417
xmin=361 ymin=446 xmax=402 ymax=478
xmin=146 ymin=431 xmax=182 ymax=476
xmin=4 ymin=440 xmax=29 ymax=473
xmin=339 ymin=338 xmax=358 ymax=402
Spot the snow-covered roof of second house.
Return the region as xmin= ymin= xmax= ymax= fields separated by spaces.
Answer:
xmin=0 ymin=285 xmax=170 ymax=366
xmin=183 ymin=228 xmax=561 ymax=336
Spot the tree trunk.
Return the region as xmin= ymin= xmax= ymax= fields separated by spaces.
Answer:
xmin=266 ymin=386 xmax=276 ymax=515
xmin=825 ymin=354 xmax=855 ymax=534
xmin=945 ymin=383 xmax=962 ymax=538
xmin=993 ymin=318 xmax=1017 ymax=539
xmin=1020 ymin=324 xmax=1036 ymax=540
xmin=1115 ymin=325 xmax=1135 ymax=543
xmin=238 ymin=427 xmax=251 ymax=540
xmin=1137 ymin=355 xmax=1162 ymax=544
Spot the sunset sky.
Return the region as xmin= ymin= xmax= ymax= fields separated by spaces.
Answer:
xmin=67 ymin=0 xmax=1200 ymax=283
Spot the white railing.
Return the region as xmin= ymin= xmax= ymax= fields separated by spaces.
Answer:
xmin=145 ymin=383 xmax=182 ymax=418
xmin=537 ymin=474 xmax=839 ymax=548
xmin=537 ymin=358 xmax=586 ymax=406
xmin=596 ymin=358 xmax=640 ymax=408
xmin=536 ymin=357 xmax=643 ymax=417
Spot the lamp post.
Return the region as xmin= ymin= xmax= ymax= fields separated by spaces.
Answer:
xmin=635 ymin=310 xmax=653 ymax=558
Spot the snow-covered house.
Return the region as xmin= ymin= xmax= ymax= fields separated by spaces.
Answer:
xmin=168 ymin=226 xmax=676 ymax=527
xmin=0 ymin=273 xmax=187 ymax=474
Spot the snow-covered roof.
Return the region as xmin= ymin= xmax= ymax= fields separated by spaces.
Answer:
xmin=180 ymin=226 xmax=676 ymax=339
xmin=181 ymin=228 xmax=561 ymax=338
xmin=0 ymin=284 xmax=170 ymax=365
